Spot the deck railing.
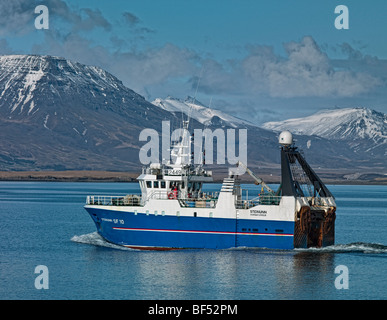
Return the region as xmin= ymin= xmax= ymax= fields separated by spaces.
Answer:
xmin=235 ymin=195 xmax=281 ymax=209
xmin=86 ymin=192 xmax=280 ymax=209
xmin=178 ymin=198 xmax=217 ymax=208
xmin=86 ymin=192 xmax=219 ymax=208
xmin=86 ymin=195 xmax=142 ymax=206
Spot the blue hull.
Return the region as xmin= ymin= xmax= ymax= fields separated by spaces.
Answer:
xmin=85 ymin=207 xmax=295 ymax=250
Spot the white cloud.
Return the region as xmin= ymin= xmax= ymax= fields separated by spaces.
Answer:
xmin=180 ymin=37 xmax=383 ymax=100
xmin=109 ymin=44 xmax=199 ymax=96
xmin=221 ymin=36 xmax=381 ymax=98
xmin=1 ymin=1 xmax=385 ymax=111
xmin=0 ymin=0 xmax=35 ymax=35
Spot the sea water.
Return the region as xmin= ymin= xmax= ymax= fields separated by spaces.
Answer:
xmin=0 ymin=182 xmax=386 ymax=300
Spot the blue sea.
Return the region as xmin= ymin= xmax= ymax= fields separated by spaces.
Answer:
xmin=0 ymin=182 xmax=386 ymax=300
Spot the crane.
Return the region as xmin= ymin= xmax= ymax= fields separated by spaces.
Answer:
xmin=237 ymin=161 xmax=275 ymax=195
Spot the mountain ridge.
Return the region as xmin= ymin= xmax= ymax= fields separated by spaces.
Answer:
xmin=262 ymin=107 xmax=387 ymax=157
xmin=262 ymin=107 xmax=387 ymax=141
xmin=152 ymin=96 xmax=256 ymax=128
xmin=0 ymin=54 xmax=177 ymax=171
xmin=0 ymin=54 xmax=386 ymax=176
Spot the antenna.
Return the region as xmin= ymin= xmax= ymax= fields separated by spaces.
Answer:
xmin=208 ymin=96 xmax=213 ymax=109
xmin=187 ymin=67 xmax=204 ymax=124
xmin=192 ymin=67 xmax=204 ymax=102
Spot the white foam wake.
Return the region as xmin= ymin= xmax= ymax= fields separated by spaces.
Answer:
xmin=71 ymin=232 xmax=136 ymax=251
xmin=296 ymin=242 xmax=387 ymax=254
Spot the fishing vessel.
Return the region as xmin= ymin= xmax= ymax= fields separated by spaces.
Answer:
xmin=84 ymin=127 xmax=336 ymax=250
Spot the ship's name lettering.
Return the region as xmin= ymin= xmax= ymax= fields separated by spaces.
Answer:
xmin=101 ymin=218 xmax=124 ymax=224
xmin=250 ymin=210 xmax=267 ymax=216
xmin=168 ymin=169 xmax=182 ymax=175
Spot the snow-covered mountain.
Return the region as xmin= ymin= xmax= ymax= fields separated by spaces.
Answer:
xmin=0 ymin=54 xmax=385 ymax=175
xmin=262 ymin=107 xmax=387 ymax=148
xmin=151 ymin=97 xmax=387 ymax=171
xmin=0 ymin=54 xmax=176 ymax=170
xmin=0 ymin=54 xmax=149 ymax=118
xmin=152 ymin=96 xmax=255 ymax=128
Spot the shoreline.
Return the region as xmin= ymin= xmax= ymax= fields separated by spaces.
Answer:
xmin=0 ymin=171 xmax=138 ymax=182
xmin=0 ymin=170 xmax=386 ymax=185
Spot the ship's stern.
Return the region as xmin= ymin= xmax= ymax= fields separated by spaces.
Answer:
xmin=294 ymin=205 xmax=336 ymax=248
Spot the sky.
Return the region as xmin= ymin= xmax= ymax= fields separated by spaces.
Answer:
xmin=1 ymin=0 xmax=387 ymax=124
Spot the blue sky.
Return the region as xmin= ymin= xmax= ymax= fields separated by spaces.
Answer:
xmin=1 ymin=0 xmax=387 ymax=123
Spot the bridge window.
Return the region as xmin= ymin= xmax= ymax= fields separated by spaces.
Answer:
xmin=146 ymin=181 xmax=152 ymax=188
xmin=153 ymin=181 xmax=159 ymax=188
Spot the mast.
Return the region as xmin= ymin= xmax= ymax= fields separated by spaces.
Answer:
xmin=168 ymin=120 xmax=191 ymax=169
xmin=278 ymin=131 xmax=334 ymax=199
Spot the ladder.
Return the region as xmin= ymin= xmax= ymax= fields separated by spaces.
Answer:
xmin=221 ymin=177 xmax=235 ymax=192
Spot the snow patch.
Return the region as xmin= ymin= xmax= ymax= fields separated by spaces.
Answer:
xmin=43 ymin=114 xmax=49 ymax=129
xmin=152 ymin=96 xmax=255 ymax=128
xmin=10 ymin=68 xmax=45 ymax=113
xmin=262 ymin=107 xmax=387 ymax=146
xmin=28 ymin=101 xmax=35 ymax=115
